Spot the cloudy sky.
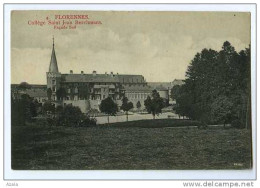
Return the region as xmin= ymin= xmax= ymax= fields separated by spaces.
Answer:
xmin=11 ymin=11 xmax=250 ymax=84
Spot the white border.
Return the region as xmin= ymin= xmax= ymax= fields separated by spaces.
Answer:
xmin=4 ymin=4 xmax=257 ymax=180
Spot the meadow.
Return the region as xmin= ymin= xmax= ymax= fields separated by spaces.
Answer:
xmin=11 ymin=120 xmax=252 ymax=170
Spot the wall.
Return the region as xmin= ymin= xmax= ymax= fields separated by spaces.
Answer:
xmin=63 ymin=99 xmax=123 ymax=113
xmin=158 ymin=90 xmax=169 ymax=100
xmin=63 ymin=100 xmax=91 ymax=113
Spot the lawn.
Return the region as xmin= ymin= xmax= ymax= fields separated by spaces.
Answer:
xmin=103 ymin=119 xmax=201 ymax=128
xmin=11 ymin=121 xmax=252 ymax=170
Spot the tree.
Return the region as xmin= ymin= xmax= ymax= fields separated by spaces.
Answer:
xmin=171 ymin=85 xmax=184 ymax=119
xmin=173 ymin=85 xmax=193 ymax=119
xmin=56 ymin=87 xmax=67 ymax=101
xmin=170 ymin=85 xmax=181 ymax=101
xmin=21 ymin=94 xmax=38 ymax=121
xmin=47 ymin=88 xmax=52 ymax=101
xmin=18 ymin=82 xmax=31 ymax=90
xmin=144 ymin=95 xmax=152 ymax=112
xmin=11 ymin=94 xmax=38 ymax=126
xmin=42 ymin=101 xmax=55 ymax=115
xmin=57 ymin=105 xmax=84 ymax=127
xmin=11 ymin=96 xmax=25 ymax=126
xmin=211 ymin=96 xmax=233 ymax=128
xmin=55 ymin=105 xmax=64 ymax=115
xmin=78 ymin=85 xmax=89 ymax=100
xmin=136 ymin=101 xmax=141 ymax=111
xmin=184 ymin=48 xmax=219 ymax=121
xmin=174 ymin=41 xmax=251 ymax=127
xmin=144 ymin=90 xmax=165 ymax=119
xmin=120 ymin=97 xmax=134 ymax=121
xmin=99 ymin=97 xmax=118 ymax=123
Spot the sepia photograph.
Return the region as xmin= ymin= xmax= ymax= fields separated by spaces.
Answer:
xmin=7 ymin=6 xmax=254 ymax=178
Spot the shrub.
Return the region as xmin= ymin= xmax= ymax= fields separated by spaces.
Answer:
xmin=42 ymin=101 xmax=55 ymax=115
xmin=231 ymin=119 xmax=243 ymax=129
xmin=55 ymin=105 xmax=97 ymax=127
xmin=11 ymin=94 xmax=38 ymax=126
xmin=99 ymin=97 xmax=118 ymax=123
xmin=79 ymin=116 xmax=97 ymax=127
xmin=56 ymin=105 xmax=83 ymax=127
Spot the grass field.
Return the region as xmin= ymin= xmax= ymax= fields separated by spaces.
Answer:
xmin=103 ymin=119 xmax=201 ymax=128
xmin=11 ymin=120 xmax=252 ymax=170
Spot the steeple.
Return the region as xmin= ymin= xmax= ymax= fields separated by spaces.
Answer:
xmin=49 ymin=36 xmax=59 ymax=73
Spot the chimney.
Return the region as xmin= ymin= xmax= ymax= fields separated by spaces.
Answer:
xmin=70 ymin=70 xmax=73 ymax=74
xmin=93 ymin=70 xmax=97 ymax=76
xmin=81 ymin=71 xmax=84 ymax=75
xmin=110 ymin=72 xmax=113 ymax=77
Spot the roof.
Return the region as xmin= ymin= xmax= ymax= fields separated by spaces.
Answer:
xmin=11 ymin=84 xmax=47 ymax=90
xmin=117 ymin=75 xmax=145 ymax=83
xmin=172 ymin=79 xmax=184 ymax=86
xmin=62 ymin=73 xmax=146 ymax=83
xmin=148 ymin=82 xmax=172 ymax=90
xmin=154 ymin=85 xmax=168 ymax=91
xmin=62 ymin=74 xmax=120 ymax=83
xmin=49 ymin=44 xmax=59 ymax=73
xmin=25 ymin=88 xmax=47 ymax=98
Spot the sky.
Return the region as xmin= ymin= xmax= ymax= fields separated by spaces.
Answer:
xmin=11 ymin=11 xmax=250 ymax=84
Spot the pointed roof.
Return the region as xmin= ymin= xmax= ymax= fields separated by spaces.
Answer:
xmin=49 ymin=37 xmax=59 ymax=73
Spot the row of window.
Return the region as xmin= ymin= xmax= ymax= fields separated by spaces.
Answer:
xmin=67 ymin=88 xmax=78 ymax=93
xmin=125 ymin=93 xmax=150 ymax=99
xmin=51 ymin=80 xmax=147 ymax=87
xmin=122 ymin=78 xmax=144 ymax=83
xmin=63 ymin=95 xmax=117 ymax=101
xmin=56 ymin=88 xmax=115 ymax=94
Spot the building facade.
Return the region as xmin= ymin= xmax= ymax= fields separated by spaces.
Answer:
xmin=47 ymin=39 xmax=154 ymax=112
xmin=11 ymin=40 xmax=182 ymax=113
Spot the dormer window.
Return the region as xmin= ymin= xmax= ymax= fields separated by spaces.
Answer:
xmin=52 ymin=80 xmax=56 ymax=85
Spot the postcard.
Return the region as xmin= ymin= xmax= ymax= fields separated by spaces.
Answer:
xmin=4 ymin=4 xmax=256 ymax=180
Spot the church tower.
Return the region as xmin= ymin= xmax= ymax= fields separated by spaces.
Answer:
xmin=46 ymin=36 xmax=61 ymax=101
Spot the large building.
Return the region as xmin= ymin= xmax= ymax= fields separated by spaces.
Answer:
xmin=12 ymin=39 xmax=179 ymax=113
xmin=46 ymin=39 xmax=154 ymax=112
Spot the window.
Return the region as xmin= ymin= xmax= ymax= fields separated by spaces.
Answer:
xmin=68 ymin=88 xmax=71 ymax=93
xmin=52 ymin=80 xmax=56 ymax=85
xmin=52 ymin=86 xmax=56 ymax=92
